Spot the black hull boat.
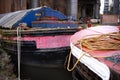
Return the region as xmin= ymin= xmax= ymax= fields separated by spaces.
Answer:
xmin=0 ymin=6 xmax=81 ymax=80
xmin=1 ymin=28 xmax=78 ymax=80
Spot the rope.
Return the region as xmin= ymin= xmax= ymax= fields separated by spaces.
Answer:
xmin=78 ymin=32 xmax=120 ymax=50
xmin=67 ymin=40 xmax=87 ymax=71
xmin=67 ymin=50 xmax=86 ymax=71
xmin=17 ymin=27 xmax=21 ymax=80
xmin=67 ymin=32 xmax=120 ymax=72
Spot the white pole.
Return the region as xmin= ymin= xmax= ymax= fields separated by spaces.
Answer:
xmin=17 ymin=27 xmax=21 ymax=80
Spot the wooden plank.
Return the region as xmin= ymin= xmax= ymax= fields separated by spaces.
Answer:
xmin=46 ymin=0 xmax=54 ymax=8
xmin=54 ymin=0 xmax=67 ymax=15
xmin=11 ymin=0 xmax=27 ymax=11
xmin=0 ymin=0 xmax=4 ymax=14
xmin=21 ymin=0 xmax=27 ymax=10
xmin=0 ymin=0 xmax=67 ymax=14
xmin=0 ymin=0 xmax=12 ymax=13
xmin=13 ymin=0 xmax=21 ymax=11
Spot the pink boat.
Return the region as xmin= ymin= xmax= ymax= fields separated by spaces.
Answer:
xmin=69 ymin=25 xmax=120 ymax=80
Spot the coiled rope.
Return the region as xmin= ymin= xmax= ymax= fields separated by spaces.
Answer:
xmin=67 ymin=32 xmax=120 ymax=71
xmin=78 ymin=32 xmax=120 ymax=50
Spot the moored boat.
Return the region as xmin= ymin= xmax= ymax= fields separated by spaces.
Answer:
xmin=0 ymin=6 xmax=80 ymax=80
xmin=67 ymin=25 xmax=120 ymax=80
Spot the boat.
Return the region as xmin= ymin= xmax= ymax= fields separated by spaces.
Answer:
xmin=67 ymin=25 xmax=120 ymax=80
xmin=0 ymin=6 xmax=80 ymax=80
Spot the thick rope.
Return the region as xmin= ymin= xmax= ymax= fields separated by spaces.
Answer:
xmin=78 ymin=32 xmax=120 ymax=50
xmin=67 ymin=40 xmax=87 ymax=71
xmin=67 ymin=50 xmax=86 ymax=71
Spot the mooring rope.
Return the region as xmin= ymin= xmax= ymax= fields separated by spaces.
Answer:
xmin=78 ymin=32 xmax=120 ymax=50
xmin=67 ymin=32 xmax=120 ymax=72
xmin=17 ymin=27 xmax=21 ymax=80
xmin=67 ymin=40 xmax=87 ymax=71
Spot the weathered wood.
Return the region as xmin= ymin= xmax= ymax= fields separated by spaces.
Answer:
xmin=0 ymin=0 xmax=27 ymax=13
xmin=29 ymin=0 xmax=40 ymax=8
xmin=0 ymin=0 xmax=12 ymax=14
xmin=21 ymin=0 xmax=27 ymax=10
xmin=54 ymin=0 xmax=67 ymax=15
xmin=0 ymin=0 xmax=68 ymax=15
xmin=13 ymin=0 xmax=27 ymax=11
xmin=42 ymin=0 xmax=54 ymax=8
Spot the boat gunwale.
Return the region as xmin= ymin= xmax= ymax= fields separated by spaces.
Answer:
xmin=0 ymin=28 xmax=79 ymax=36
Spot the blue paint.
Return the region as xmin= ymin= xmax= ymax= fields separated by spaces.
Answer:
xmin=13 ymin=7 xmax=68 ymax=28
xmin=32 ymin=22 xmax=79 ymax=28
xmin=106 ymin=54 xmax=120 ymax=64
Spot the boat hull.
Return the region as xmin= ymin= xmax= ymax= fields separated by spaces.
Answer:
xmin=72 ymin=55 xmax=120 ymax=80
xmin=1 ymin=28 xmax=78 ymax=80
xmin=70 ymin=26 xmax=120 ymax=80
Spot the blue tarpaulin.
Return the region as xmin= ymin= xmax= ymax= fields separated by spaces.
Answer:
xmin=0 ymin=6 xmax=79 ymax=29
